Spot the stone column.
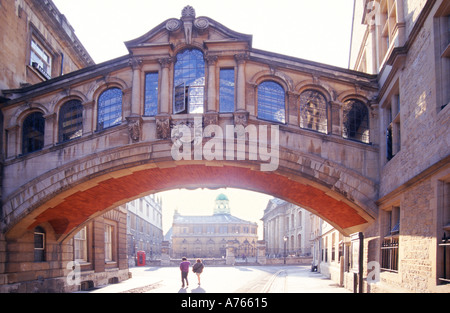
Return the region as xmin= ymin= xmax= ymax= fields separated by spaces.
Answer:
xmin=82 ymin=101 xmax=94 ymax=136
xmin=256 ymin=240 xmax=267 ymax=265
xmin=205 ymin=55 xmax=219 ymax=127
xmin=287 ymin=91 xmax=299 ymax=126
xmin=206 ymin=55 xmax=218 ymax=113
xmin=130 ymin=57 xmax=143 ymax=116
xmin=161 ymin=241 xmax=170 ymax=266
xmin=43 ymin=113 xmax=56 ymax=148
xmin=234 ymin=53 xmax=248 ymax=112
xmin=330 ymin=100 xmax=342 ymax=136
xmin=158 ymin=58 xmax=173 ymax=115
xmin=156 ymin=58 xmax=173 ymax=140
xmin=226 ymin=241 xmax=237 ymax=265
xmin=6 ymin=125 xmax=19 ymax=158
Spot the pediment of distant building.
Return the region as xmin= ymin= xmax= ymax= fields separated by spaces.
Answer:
xmin=124 ymin=5 xmax=252 ymax=53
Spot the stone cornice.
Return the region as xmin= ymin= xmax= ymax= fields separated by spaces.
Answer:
xmin=28 ymin=0 xmax=95 ymax=67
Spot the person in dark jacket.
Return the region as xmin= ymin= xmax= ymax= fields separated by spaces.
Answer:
xmin=180 ymin=257 xmax=190 ymax=288
xmin=192 ymin=258 xmax=204 ymax=285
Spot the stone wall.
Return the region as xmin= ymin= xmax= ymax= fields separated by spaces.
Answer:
xmin=0 ymin=207 xmax=129 ymax=293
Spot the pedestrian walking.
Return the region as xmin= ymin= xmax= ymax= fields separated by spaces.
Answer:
xmin=180 ymin=257 xmax=190 ymax=288
xmin=192 ymin=259 xmax=204 ymax=285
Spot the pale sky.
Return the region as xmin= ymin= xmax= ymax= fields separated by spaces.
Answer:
xmin=51 ymin=0 xmax=355 ymax=236
xmin=53 ymin=0 xmax=355 ymax=68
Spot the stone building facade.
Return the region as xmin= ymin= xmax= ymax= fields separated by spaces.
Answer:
xmin=347 ymin=0 xmax=450 ymax=293
xmin=170 ymin=194 xmax=258 ymax=259
xmin=0 ymin=0 xmax=93 ymax=92
xmin=0 ymin=0 xmax=128 ymax=292
xmin=261 ymin=199 xmax=312 ymax=257
xmin=126 ymin=195 xmax=163 ymax=266
xmin=310 ymin=0 xmax=450 ymax=293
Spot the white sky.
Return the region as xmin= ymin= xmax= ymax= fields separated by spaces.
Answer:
xmin=53 ymin=0 xmax=355 ymax=67
xmin=51 ymin=0 xmax=355 ymax=236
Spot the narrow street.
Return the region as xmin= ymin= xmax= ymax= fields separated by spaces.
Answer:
xmin=83 ymin=265 xmax=350 ymax=293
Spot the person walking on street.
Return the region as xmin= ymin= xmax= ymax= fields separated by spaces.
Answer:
xmin=180 ymin=257 xmax=190 ymax=288
xmin=192 ymin=259 xmax=204 ymax=285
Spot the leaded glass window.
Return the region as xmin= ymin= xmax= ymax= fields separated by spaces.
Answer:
xmin=219 ymin=68 xmax=235 ymax=113
xmin=144 ymin=72 xmax=159 ymax=116
xmin=22 ymin=112 xmax=45 ymax=154
xmin=59 ymin=99 xmax=83 ymax=143
xmin=257 ymin=81 xmax=286 ymax=123
xmin=97 ymin=88 xmax=122 ymax=130
xmin=174 ymin=49 xmax=205 ymax=114
xmin=342 ymin=99 xmax=370 ymax=143
xmin=299 ymin=90 xmax=328 ymax=133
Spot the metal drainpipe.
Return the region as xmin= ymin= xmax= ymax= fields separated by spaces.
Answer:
xmin=60 ymin=53 xmax=65 ymax=76
xmin=358 ymin=232 xmax=364 ymax=293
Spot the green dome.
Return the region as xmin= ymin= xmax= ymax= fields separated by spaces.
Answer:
xmin=216 ymin=193 xmax=229 ymax=201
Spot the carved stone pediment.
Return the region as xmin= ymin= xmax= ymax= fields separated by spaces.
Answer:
xmin=125 ymin=5 xmax=252 ymax=50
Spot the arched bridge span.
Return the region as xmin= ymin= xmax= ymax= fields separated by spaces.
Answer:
xmin=2 ymin=132 xmax=378 ymax=241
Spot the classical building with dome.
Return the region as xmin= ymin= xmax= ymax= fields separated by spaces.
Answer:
xmin=169 ymin=194 xmax=258 ymax=259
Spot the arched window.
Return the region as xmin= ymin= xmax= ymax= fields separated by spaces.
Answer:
xmin=173 ymin=49 xmax=205 ymax=114
xmin=59 ymin=99 xmax=83 ymax=143
xmin=257 ymin=81 xmax=286 ymax=123
xmin=342 ymin=99 xmax=370 ymax=143
xmin=22 ymin=112 xmax=45 ymax=154
xmin=97 ymin=88 xmax=123 ymax=131
xmin=34 ymin=226 xmax=46 ymax=262
xmin=299 ymin=90 xmax=328 ymax=134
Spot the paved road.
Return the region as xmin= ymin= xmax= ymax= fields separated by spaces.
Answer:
xmin=85 ymin=265 xmax=350 ymax=293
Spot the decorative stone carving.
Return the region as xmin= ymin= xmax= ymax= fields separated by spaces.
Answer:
xmin=181 ymin=5 xmax=196 ymax=18
xmin=165 ymin=19 xmax=181 ymax=32
xmin=234 ymin=53 xmax=249 ymax=64
xmin=158 ymin=57 xmax=174 ymax=68
xmin=165 ymin=7 xmax=209 ymax=44
xmin=181 ymin=6 xmax=195 ymax=44
xmin=205 ymin=55 xmax=218 ymax=66
xmin=194 ymin=17 xmax=209 ymax=30
xmin=128 ymin=57 xmax=143 ymax=70
xmin=204 ymin=112 xmax=219 ymax=128
xmin=126 ymin=116 xmax=142 ymax=143
xmin=156 ymin=115 xmax=171 ymax=140
xmin=234 ymin=111 xmax=249 ymax=127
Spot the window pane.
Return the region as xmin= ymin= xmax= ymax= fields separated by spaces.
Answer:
xmin=74 ymin=226 xmax=87 ymax=262
xmin=343 ymin=99 xmax=370 ymax=143
xmin=220 ymin=69 xmax=235 ymax=113
xmin=59 ymin=100 xmax=83 ymax=142
xmin=299 ymin=90 xmax=327 ymax=133
xmin=30 ymin=38 xmax=52 ymax=78
xmin=105 ymin=224 xmax=113 ymax=262
xmin=22 ymin=112 xmax=45 ymax=154
xmin=257 ymin=81 xmax=285 ymax=123
xmin=34 ymin=227 xmax=45 ymax=262
xmin=174 ymin=49 xmax=205 ymax=114
xmin=144 ymin=73 xmax=159 ymax=116
xmin=98 ymin=88 xmax=122 ymax=130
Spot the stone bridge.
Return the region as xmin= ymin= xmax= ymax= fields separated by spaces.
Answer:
xmin=1 ymin=6 xmax=379 ymax=243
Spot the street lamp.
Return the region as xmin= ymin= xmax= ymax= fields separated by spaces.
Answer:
xmin=283 ymin=236 xmax=288 ymax=265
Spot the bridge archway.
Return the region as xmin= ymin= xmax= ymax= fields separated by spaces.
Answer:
xmin=3 ymin=140 xmax=377 ymax=242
